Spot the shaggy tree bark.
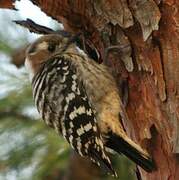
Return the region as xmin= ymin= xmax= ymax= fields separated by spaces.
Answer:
xmin=1 ymin=0 xmax=179 ymax=179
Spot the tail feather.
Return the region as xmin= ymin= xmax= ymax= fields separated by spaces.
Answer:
xmin=88 ymin=138 xmax=118 ymax=177
xmin=106 ymin=133 xmax=156 ymax=172
xmin=90 ymin=149 xmax=117 ymax=177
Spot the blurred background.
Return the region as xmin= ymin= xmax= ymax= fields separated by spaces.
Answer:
xmin=0 ymin=0 xmax=136 ymax=179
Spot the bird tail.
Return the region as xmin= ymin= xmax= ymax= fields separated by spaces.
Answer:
xmin=106 ymin=133 xmax=156 ymax=172
xmin=88 ymin=137 xmax=118 ymax=177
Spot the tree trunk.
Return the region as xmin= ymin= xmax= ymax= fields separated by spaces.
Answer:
xmin=1 ymin=0 xmax=179 ymax=179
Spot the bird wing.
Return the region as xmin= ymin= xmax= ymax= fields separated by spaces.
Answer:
xmin=32 ymin=55 xmax=117 ymax=176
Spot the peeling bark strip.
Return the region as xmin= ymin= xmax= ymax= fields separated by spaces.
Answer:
xmin=129 ymin=0 xmax=161 ymax=41
xmin=14 ymin=19 xmax=55 ymax=34
xmin=1 ymin=0 xmax=179 ymax=180
xmin=93 ymin=0 xmax=134 ymax=28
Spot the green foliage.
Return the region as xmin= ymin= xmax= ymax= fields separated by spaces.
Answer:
xmin=0 ymin=68 xmax=70 ymax=180
xmin=114 ymin=156 xmax=136 ymax=180
xmin=0 ymin=40 xmax=13 ymax=54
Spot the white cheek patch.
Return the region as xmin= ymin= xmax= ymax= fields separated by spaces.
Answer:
xmin=25 ymin=58 xmax=35 ymax=82
xmin=37 ymin=42 xmax=48 ymax=51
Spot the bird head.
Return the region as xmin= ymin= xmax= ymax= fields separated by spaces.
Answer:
xmin=25 ymin=34 xmax=78 ymax=79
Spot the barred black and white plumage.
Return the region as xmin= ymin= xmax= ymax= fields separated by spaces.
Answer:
xmin=31 ymin=55 xmax=116 ymax=176
xmin=25 ymin=34 xmax=156 ymax=177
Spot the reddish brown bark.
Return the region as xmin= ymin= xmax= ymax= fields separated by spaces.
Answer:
xmin=0 ymin=0 xmax=14 ymax=9
xmin=1 ymin=0 xmax=179 ymax=179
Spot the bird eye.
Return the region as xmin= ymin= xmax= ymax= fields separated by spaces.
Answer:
xmin=48 ymin=43 xmax=56 ymax=52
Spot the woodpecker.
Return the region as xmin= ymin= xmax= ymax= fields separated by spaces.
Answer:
xmin=25 ymin=34 xmax=155 ymax=176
